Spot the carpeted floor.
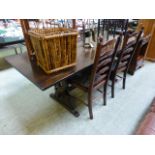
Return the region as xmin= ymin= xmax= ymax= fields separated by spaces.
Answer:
xmin=0 ymin=47 xmax=155 ymax=135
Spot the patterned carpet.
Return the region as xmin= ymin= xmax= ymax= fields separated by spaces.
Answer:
xmin=0 ymin=47 xmax=155 ymax=135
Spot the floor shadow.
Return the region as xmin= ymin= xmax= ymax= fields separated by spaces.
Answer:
xmin=4 ymin=85 xmax=84 ymax=134
xmin=0 ymin=57 xmax=11 ymax=70
xmin=0 ymin=46 xmax=26 ymax=71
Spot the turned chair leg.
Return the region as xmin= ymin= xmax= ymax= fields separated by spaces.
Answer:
xmin=103 ymin=84 xmax=107 ymax=105
xmin=123 ymin=72 xmax=126 ymax=89
xmin=111 ymin=78 xmax=115 ymax=98
xmin=88 ymin=92 xmax=93 ymax=119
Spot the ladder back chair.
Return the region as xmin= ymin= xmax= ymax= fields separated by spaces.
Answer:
xmin=69 ymin=36 xmax=121 ymax=119
xmin=110 ymin=28 xmax=144 ymax=98
xmin=128 ymin=34 xmax=151 ymax=75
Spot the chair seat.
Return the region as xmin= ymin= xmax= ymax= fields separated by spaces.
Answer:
xmin=137 ymin=55 xmax=144 ymax=61
xmin=110 ymin=59 xmax=118 ymax=79
xmin=70 ymin=74 xmax=90 ymax=91
xmin=69 ymin=35 xmax=122 ymax=119
xmin=70 ymin=70 xmax=109 ymax=91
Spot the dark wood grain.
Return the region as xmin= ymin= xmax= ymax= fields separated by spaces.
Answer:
xmin=69 ymin=36 xmax=121 ymax=119
xmin=110 ymin=28 xmax=143 ymax=98
xmin=5 ymin=44 xmax=96 ymax=90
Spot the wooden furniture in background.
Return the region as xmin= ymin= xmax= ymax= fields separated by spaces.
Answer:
xmin=128 ymin=34 xmax=150 ymax=75
xmin=137 ymin=19 xmax=155 ymax=61
xmin=137 ymin=19 xmax=155 ymax=36
xmin=20 ymin=20 xmax=34 ymax=60
xmin=145 ymin=24 xmax=155 ymax=61
xmin=97 ymin=19 xmax=129 ymax=40
xmin=69 ymin=37 xmax=121 ymax=119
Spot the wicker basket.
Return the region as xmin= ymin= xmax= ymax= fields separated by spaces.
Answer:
xmin=28 ymin=27 xmax=78 ymax=74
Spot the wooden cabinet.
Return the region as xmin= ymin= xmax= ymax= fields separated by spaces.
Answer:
xmin=137 ymin=19 xmax=155 ymax=61
xmin=145 ymin=24 xmax=155 ymax=61
xmin=128 ymin=34 xmax=150 ymax=75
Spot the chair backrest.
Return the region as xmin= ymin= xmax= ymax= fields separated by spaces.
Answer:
xmin=89 ymin=35 xmax=122 ymax=89
xmin=113 ymin=27 xmax=144 ymax=74
xmin=129 ymin=34 xmax=151 ymax=66
xmin=139 ymin=34 xmax=151 ymax=56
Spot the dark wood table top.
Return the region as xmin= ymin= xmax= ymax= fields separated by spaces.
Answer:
xmin=5 ymin=44 xmax=96 ymax=90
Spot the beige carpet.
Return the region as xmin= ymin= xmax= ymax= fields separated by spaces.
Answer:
xmin=0 ymin=48 xmax=155 ymax=135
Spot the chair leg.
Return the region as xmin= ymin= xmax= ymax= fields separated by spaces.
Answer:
xmin=102 ymin=24 xmax=105 ymax=36
xmin=106 ymin=25 xmax=109 ymax=41
xmin=111 ymin=78 xmax=115 ymax=98
xmin=88 ymin=92 xmax=93 ymax=119
xmin=103 ymin=84 xmax=107 ymax=105
xmin=97 ymin=19 xmax=100 ymax=37
xmin=19 ymin=45 xmax=23 ymax=53
xmin=14 ymin=47 xmax=18 ymax=55
xmin=123 ymin=72 xmax=126 ymax=89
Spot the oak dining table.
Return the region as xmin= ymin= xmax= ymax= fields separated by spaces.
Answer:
xmin=5 ymin=43 xmax=96 ymax=117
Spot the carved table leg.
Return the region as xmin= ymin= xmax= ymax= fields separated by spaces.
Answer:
xmin=50 ymin=81 xmax=80 ymax=117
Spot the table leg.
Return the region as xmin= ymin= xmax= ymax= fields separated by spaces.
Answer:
xmin=50 ymin=81 xmax=80 ymax=117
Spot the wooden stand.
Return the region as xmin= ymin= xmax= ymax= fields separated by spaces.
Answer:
xmin=137 ymin=19 xmax=155 ymax=61
xmin=128 ymin=20 xmax=155 ymax=75
xmin=145 ymin=24 xmax=155 ymax=61
xmin=128 ymin=33 xmax=151 ymax=75
xmin=50 ymin=81 xmax=80 ymax=117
